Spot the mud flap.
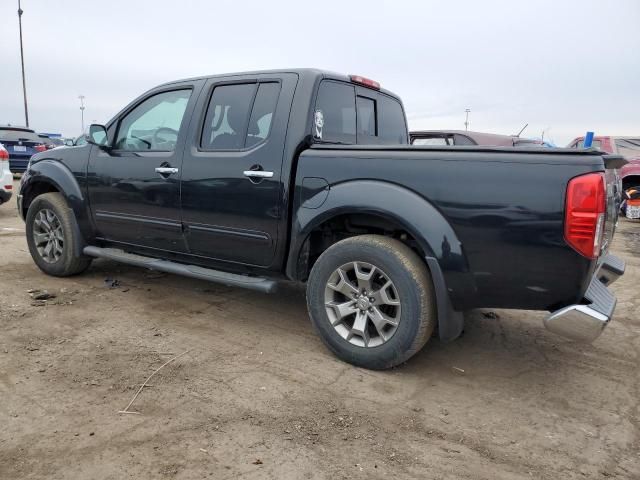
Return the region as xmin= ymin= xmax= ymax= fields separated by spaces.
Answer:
xmin=425 ymin=257 xmax=464 ymax=342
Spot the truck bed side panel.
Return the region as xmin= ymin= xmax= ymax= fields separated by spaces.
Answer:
xmin=294 ymin=148 xmax=603 ymax=311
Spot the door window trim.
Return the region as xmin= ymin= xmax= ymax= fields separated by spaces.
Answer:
xmin=196 ymin=78 xmax=283 ymax=153
xmin=111 ymin=87 xmax=194 ymax=153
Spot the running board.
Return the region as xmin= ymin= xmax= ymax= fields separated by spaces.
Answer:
xmin=83 ymin=246 xmax=278 ymax=293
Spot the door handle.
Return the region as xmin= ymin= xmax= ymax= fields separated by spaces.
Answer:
xmin=155 ymin=167 xmax=179 ymax=175
xmin=243 ymin=170 xmax=274 ymax=179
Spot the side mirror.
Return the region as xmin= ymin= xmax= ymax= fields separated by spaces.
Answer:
xmin=86 ymin=124 xmax=110 ymax=148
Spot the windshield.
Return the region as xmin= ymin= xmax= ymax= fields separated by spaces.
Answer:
xmin=615 ymin=138 xmax=640 ymax=158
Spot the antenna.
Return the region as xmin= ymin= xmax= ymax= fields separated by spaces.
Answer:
xmin=515 ymin=123 xmax=528 ymax=137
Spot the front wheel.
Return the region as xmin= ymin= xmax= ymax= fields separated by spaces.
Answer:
xmin=306 ymin=235 xmax=436 ymax=370
xmin=25 ymin=192 xmax=92 ymax=277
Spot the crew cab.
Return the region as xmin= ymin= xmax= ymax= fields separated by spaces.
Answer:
xmin=17 ymin=69 xmax=626 ymax=369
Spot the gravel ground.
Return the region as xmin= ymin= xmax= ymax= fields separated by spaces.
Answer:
xmin=1 ymin=178 xmax=639 ymax=479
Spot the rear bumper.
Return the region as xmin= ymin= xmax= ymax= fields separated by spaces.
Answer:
xmin=544 ymin=254 xmax=624 ymax=343
xmin=8 ymin=158 xmax=30 ymax=173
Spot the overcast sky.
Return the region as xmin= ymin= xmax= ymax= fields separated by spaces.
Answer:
xmin=1 ymin=0 xmax=638 ymax=145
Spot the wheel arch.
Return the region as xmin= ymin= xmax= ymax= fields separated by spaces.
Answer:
xmin=20 ymin=160 xmax=93 ymax=247
xmin=286 ymin=180 xmax=473 ymax=341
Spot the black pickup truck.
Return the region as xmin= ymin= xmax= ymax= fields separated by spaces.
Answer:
xmin=18 ymin=69 xmax=626 ymax=369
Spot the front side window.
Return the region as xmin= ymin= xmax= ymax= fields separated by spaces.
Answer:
xmin=115 ymin=89 xmax=191 ymax=151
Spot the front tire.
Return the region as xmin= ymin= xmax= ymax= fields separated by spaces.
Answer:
xmin=307 ymin=235 xmax=436 ymax=370
xmin=25 ymin=192 xmax=92 ymax=277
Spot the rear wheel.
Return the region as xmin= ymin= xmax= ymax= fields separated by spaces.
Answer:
xmin=306 ymin=235 xmax=436 ymax=369
xmin=25 ymin=192 xmax=92 ymax=276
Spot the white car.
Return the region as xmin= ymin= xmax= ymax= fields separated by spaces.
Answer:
xmin=0 ymin=143 xmax=13 ymax=205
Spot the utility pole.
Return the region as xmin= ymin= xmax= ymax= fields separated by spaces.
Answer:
xmin=18 ymin=0 xmax=29 ymax=127
xmin=78 ymin=95 xmax=86 ymax=133
xmin=464 ymin=108 xmax=470 ymax=131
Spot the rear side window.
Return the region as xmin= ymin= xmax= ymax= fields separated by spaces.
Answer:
xmin=201 ymin=84 xmax=256 ymax=150
xmin=314 ymin=81 xmax=356 ymax=144
xmin=246 ymin=83 xmax=281 ymax=148
xmin=201 ymin=82 xmax=280 ymax=150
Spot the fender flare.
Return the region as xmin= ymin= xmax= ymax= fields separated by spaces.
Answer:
xmin=20 ymin=159 xmax=93 ymax=253
xmin=287 ymin=179 xmax=474 ymax=341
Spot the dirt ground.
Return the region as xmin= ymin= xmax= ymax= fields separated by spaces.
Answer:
xmin=1 ymin=178 xmax=639 ymax=480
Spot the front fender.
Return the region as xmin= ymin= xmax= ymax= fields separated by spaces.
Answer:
xmin=287 ymin=180 xmax=476 ymax=310
xmin=20 ymin=159 xmax=94 ymax=244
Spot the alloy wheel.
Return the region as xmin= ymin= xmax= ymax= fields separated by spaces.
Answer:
xmin=324 ymin=261 xmax=401 ymax=347
xmin=32 ymin=208 xmax=64 ymax=264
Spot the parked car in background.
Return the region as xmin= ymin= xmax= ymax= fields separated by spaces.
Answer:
xmin=621 ymin=187 xmax=640 ymax=220
xmin=63 ymin=135 xmax=87 ymax=147
xmin=410 ymin=130 xmax=548 ymax=148
xmin=18 ymin=68 xmax=626 ymax=369
xmin=567 ymin=136 xmax=640 ymax=191
xmin=0 ymin=143 xmax=13 ymax=205
xmin=38 ymin=134 xmax=65 ymax=149
xmin=0 ymin=126 xmax=47 ymax=173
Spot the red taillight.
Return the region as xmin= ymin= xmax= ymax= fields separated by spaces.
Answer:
xmin=349 ymin=75 xmax=380 ymax=90
xmin=564 ymin=172 xmax=606 ymax=259
xmin=5 ymin=185 xmax=12 ymax=190
xmin=0 ymin=148 xmax=8 ymax=161
xmin=34 ymin=144 xmax=47 ymax=152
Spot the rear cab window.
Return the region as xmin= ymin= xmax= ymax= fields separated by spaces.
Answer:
xmin=313 ymin=79 xmax=408 ymax=145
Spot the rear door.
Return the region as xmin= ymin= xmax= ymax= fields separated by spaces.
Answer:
xmin=180 ymin=73 xmax=297 ymax=267
xmin=87 ymin=81 xmax=202 ymax=252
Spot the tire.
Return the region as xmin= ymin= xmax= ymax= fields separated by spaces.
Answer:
xmin=25 ymin=192 xmax=92 ymax=277
xmin=307 ymin=235 xmax=436 ymax=370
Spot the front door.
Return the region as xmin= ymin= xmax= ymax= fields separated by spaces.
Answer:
xmin=87 ymin=84 xmax=200 ymax=253
xmin=180 ymin=73 xmax=297 ymax=267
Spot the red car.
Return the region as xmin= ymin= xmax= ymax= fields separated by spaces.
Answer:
xmin=567 ymin=136 xmax=640 ymax=191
